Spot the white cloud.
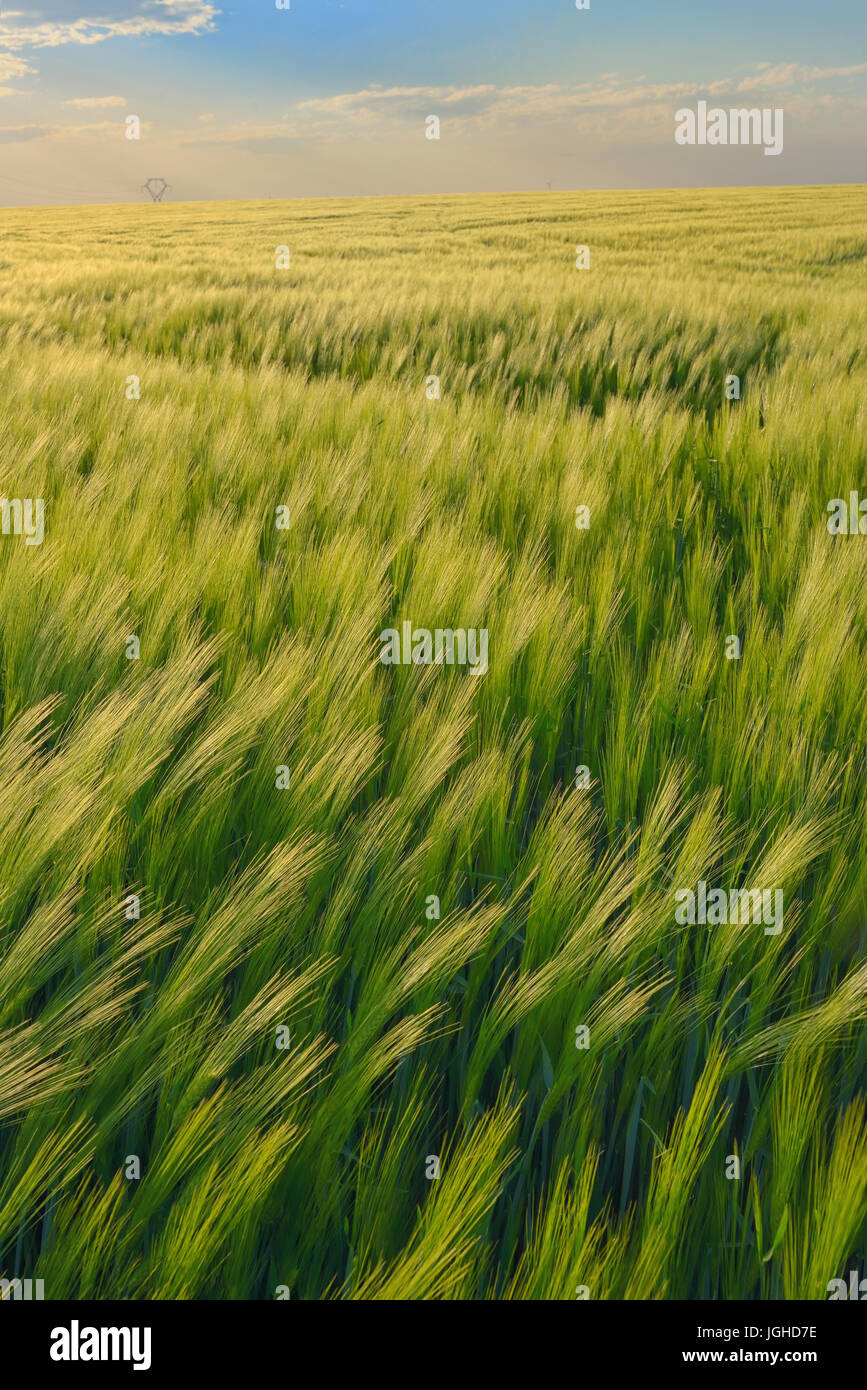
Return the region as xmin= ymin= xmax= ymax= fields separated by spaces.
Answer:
xmin=0 ymin=1 xmax=218 ymax=51
xmin=735 ymin=61 xmax=867 ymax=91
xmin=0 ymin=116 xmax=152 ymax=141
xmin=0 ymin=123 xmax=57 ymax=141
xmin=53 ymin=118 xmax=145 ymax=137
xmin=281 ymin=63 xmax=867 ymax=140
xmin=63 ymin=94 xmax=127 ymax=107
xmin=0 ymin=52 xmax=36 ymax=81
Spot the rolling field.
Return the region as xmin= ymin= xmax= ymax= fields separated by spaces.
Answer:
xmin=0 ymin=184 xmax=865 ymax=1299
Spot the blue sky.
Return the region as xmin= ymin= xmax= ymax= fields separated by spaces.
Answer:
xmin=0 ymin=0 xmax=864 ymax=203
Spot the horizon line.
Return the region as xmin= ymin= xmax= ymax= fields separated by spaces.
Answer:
xmin=1 ymin=179 xmax=864 ymax=214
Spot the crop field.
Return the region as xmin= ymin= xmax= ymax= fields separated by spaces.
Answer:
xmin=0 ymin=184 xmax=865 ymax=1300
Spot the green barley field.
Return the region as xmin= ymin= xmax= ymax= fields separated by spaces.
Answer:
xmin=0 ymin=184 xmax=865 ymax=1300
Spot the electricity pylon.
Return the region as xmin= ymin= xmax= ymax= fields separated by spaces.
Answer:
xmin=142 ymin=178 xmax=170 ymax=203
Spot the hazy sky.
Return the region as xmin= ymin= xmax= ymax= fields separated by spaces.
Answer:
xmin=0 ymin=0 xmax=864 ymax=204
